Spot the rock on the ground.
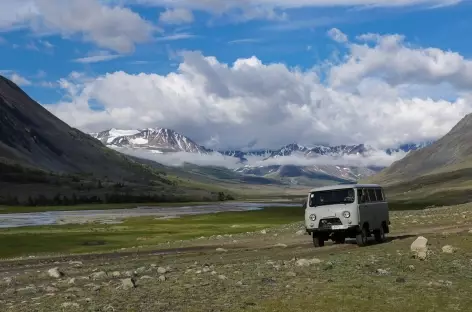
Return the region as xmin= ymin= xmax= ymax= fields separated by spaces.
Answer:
xmin=442 ymin=245 xmax=456 ymax=254
xmin=90 ymin=271 xmax=107 ymax=280
xmin=111 ymin=271 xmax=121 ymax=278
xmin=216 ymin=248 xmax=228 ymax=253
xmin=296 ymin=258 xmax=322 ymax=267
xmin=120 ymin=278 xmax=136 ymax=290
xmin=47 ymin=268 xmax=64 ymax=279
xmin=260 ymin=230 xmax=267 ymax=235
xmin=158 ymin=275 xmax=166 ymax=282
xmin=274 ymin=243 xmax=287 ymax=248
xmin=218 ymin=275 xmax=227 ymax=280
xmin=410 ymin=236 xmax=428 ymax=260
xmin=376 ymin=268 xmax=389 ymax=276
xmin=296 ymin=230 xmax=305 ymax=236
xmin=407 ymin=265 xmax=416 ymax=271
xmin=157 ymin=267 xmax=167 ymax=274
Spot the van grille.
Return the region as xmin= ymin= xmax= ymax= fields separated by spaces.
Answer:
xmin=318 ymin=218 xmax=342 ymax=229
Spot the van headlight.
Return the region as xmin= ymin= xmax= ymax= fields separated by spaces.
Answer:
xmin=342 ymin=211 xmax=351 ymax=218
xmin=309 ymin=214 xmax=317 ymax=221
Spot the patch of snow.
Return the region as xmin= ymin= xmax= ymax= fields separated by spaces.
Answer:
xmin=130 ymin=138 xmax=149 ymax=145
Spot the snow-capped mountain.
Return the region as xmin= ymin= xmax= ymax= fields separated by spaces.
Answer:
xmin=222 ymin=143 xmax=374 ymax=162
xmin=91 ymin=128 xmax=209 ymax=154
xmin=90 ymin=127 xmax=433 ymax=185
xmin=385 ymin=141 xmax=434 ymax=155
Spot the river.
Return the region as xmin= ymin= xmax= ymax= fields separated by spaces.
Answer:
xmin=0 ymin=202 xmax=300 ymax=228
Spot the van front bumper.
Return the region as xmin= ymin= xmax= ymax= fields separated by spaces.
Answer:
xmin=305 ymin=225 xmax=359 ymax=234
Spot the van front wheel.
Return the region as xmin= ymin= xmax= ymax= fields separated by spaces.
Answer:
xmin=313 ymin=234 xmax=325 ymax=247
xmin=356 ymin=227 xmax=368 ymax=247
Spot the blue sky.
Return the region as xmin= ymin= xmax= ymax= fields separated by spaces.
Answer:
xmin=1 ymin=1 xmax=471 ymax=104
xmin=1 ymin=0 xmax=472 ymax=151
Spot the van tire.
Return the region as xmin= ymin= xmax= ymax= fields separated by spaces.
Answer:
xmin=313 ymin=234 xmax=325 ymax=247
xmin=374 ymin=225 xmax=386 ymax=243
xmin=356 ymin=226 xmax=368 ymax=247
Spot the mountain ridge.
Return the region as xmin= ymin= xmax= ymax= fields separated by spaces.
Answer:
xmin=90 ymin=127 xmax=432 ymax=183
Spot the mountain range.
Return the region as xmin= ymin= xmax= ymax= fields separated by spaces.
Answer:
xmin=90 ymin=127 xmax=431 ymax=185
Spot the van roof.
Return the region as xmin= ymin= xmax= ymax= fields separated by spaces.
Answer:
xmin=309 ymin=183 xmax=382 ymax=192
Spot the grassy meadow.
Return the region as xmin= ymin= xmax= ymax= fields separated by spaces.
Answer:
xmin=0 ymin=206 xmax=303 ymax=258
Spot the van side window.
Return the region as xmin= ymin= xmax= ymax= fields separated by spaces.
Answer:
xmin=375 ymin=188 xmax=383 ymax=201
xmin=381 ymin=189 xmax=387 ymax=201
xmin=368 ymin=188 xmax=377 ymax=202
xmin=357 ymin=189 xmax=366 ymax=203
xmin=363 ymin=188 xmax=370 ymax=203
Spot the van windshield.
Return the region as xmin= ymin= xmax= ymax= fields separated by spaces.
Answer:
xmin=309 ymin=188 xmax=355 ymax=207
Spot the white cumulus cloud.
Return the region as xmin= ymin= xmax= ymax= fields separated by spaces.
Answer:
xmin=46 ymin=31 xmax=472 ymax=154
xmin=159 ymin=8 xmax=194 ymax=24
xmin=0 ymin=0 xmax=155 ymax=53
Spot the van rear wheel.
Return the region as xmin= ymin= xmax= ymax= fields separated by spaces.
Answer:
xmin=374 ymin=226 xmax=386 ymax=243
xmin=313 ymin=234 xmax=325 ymax=247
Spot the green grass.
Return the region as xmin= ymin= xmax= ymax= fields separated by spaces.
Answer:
xmin=0 ymin=206 xmax=303 ymax=258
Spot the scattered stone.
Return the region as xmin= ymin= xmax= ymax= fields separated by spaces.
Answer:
xmin=90 ymin=271 xmax=107 ymax=280
xmin=296 ymin=230 xmax=305 ymax=236
xmin=67 ymin=278 xmax=76 ymax=285
xmin=216 ymin=248 xmax=228 ymax=253
xmin=111 ymin=271 xmax=121 ymax=278
xmin=150 ymin=264 xmax=157 ymax=268
xmin=260 ymin=230 xmax=267 ymax=235
xmin=158 ymin=275 xmax=166 ymax=282
xmin=157 ymin=267 xmax=167 ymax=274
xmin=69 ymin=261 xmax=83 ymax=267
xmin=120 ymin=278 xmax=136 ymax=290
xmin=3 ymin=277 xmax=12 ymax=285
xmin=236 ymin=281 xmax=243 ymax=286
xmin=65 ymin=287 xmax=83 ymax=293
xmin=274 ymin=243 xmax=287 ymax=248
xmin=376 ymin=269 xmax=389 ymax=276
xmin=286 ymin=272 xmax=297 ymax=277
xmin=140 ymin=276 xmax=152 ymax=280
xmin=410 ymin=236 xmax=428 ymax=260
xmin=407 ymin=265 xmax=416 ymax=271
xmin=295 ymin=258 xmax=322 ymax=267
xmin=47 ymin=268 xmax=64 ymax=279
xmin=218 ymin=275 xmax=227 ymax=280
xmin=135 ymin=267 xmax=147 ymax=274
xmin=211 ymin=271 xmax=217 ymax=275
xmin=428 ymin=280 xmax=453 ymax=288
xmin=442 ymin=245 xmax=456 ymax=254
xmin=202 ymin=267 xmax=211 ymax=273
